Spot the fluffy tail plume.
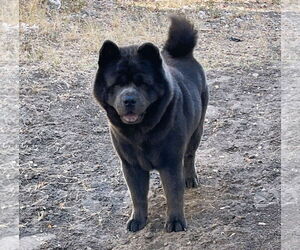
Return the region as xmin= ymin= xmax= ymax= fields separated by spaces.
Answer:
xmin=163 ymin=16 xmax=198 ymax=58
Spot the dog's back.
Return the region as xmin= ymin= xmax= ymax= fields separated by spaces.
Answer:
xmin=162 ymin=16 xmax=207 ymax=95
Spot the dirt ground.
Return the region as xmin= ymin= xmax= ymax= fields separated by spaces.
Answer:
xmin=19 ymin=1 xmax=280 ymax=249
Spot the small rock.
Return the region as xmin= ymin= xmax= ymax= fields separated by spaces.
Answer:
xmin=220 ymin=206 xmax=230 ymax=210
xmin=48 ymin=0 xmax=61 ymax=9
xmin=198 ymin=11 xmax=206 ymax=18
xmin=145 ymin=233 xmax=153 ymax=239
xmin=258 ymin=222 xmax=266 ymax=226
xmin=229 ymin=37 xmax=243 ymax=42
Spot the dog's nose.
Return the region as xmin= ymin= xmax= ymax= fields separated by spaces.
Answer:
xmin=123 ymin=96 xmax=136 ymax=107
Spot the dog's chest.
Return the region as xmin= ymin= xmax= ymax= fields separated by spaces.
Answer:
xmin=133 ymin=142 xmax=159 ymax=171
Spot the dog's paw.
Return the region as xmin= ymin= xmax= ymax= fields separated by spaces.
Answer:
xmin=127 ymin=218 xmax=147 ymax=232
xmin=185 ymin=176 xmax=198 ymax=188
xmin=165 ymin=217 xmax=187 ymax=232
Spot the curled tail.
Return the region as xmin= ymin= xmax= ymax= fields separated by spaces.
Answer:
xmin=163 ymin=16 xmax=198 ymax=58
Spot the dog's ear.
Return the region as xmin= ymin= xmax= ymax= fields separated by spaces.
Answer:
xmin=98 ymin=40 xmax=120 ymax=67
xmin=138 ymin=43 xmax=162 ymax=65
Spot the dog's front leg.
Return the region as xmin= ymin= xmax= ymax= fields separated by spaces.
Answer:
xmin=122 ymin=162 xmax=149 ymax=232
xmin=159 ymin=162 xmax=187 ymax=232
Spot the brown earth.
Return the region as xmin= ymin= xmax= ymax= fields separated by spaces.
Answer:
xmin=19 ymin=1 xmax=280 ymax=249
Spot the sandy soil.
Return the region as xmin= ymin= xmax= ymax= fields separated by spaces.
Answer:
xmin=19 ymin=1 xmax=280 ymax=249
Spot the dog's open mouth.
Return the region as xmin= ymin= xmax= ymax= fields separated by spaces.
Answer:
xmin=121 ymin=113 xmax=144 ymax=124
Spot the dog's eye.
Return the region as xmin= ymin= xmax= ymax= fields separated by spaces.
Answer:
xmin=115 ymin=75 xmax=128 ymax=86
xmin=133 ymin=75 xmax=143 ymax=84
xmin=134 ymin=75 xmax=150 ymax=86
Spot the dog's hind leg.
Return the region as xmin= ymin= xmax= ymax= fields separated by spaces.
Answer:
xmin=184 ymin=90 xmax=208 ymax=188
xmin=184 ymin=126 xmax=203 ymax=188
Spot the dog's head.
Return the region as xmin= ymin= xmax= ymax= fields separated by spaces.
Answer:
xmin=94 ymin=40 xmax=169 ymax=125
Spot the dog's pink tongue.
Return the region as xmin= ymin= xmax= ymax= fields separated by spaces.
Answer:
xmin=122 ymin=114 xmax=139 ymax=123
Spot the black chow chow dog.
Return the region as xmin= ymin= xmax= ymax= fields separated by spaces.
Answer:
xmin=94 ymin=16 xmax=208 ymax=232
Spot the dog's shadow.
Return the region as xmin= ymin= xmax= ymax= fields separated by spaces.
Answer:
xmin=146 ymin=175 xmax=224 ymax=233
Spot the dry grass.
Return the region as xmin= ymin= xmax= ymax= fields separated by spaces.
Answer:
xmin=20 ymin=0 xmax=167 ymax=72
xmin=20 ymin=0 xmax=48 ymax=26
xmin=20 ymin=14 xmax=166 ymax=71
xmin=20 ymin=1 xmax=87 ymax=70
xmin=20 ymin=0 xmax=279 ymax=73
